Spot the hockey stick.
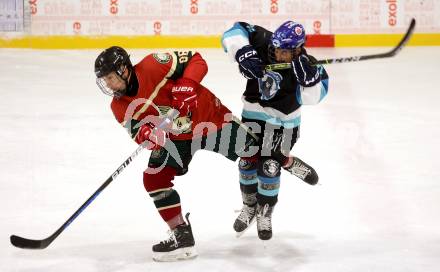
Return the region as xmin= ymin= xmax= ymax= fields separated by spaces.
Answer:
xmin=265 ymin=18 xmax=416 ymax=71
xmin=10 ymin=110 xmax=178 ymax=250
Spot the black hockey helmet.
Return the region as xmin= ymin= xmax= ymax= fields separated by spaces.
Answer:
xmin=95 ymin=46 xmax=132 ymax=77
xmin=95 ymin=46 xmax=132 ymax=97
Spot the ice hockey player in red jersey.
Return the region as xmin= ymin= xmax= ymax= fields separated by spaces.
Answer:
xmin=94 ymin=46 xmax=257 ymax=261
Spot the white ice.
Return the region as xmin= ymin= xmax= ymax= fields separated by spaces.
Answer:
xmin=1 ymin=46 xmax=440 ymax=272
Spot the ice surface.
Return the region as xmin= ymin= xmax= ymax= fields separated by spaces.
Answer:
xmin=1 ymin=47 xmax=440 ymax=272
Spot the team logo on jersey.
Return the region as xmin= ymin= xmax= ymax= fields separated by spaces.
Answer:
xmin=263 ymin=159 xmax=280 ymax=177
xmin=258 ymin=71 xmax=282 ymax=100
xmin=153 ymin=53 xmax=171 ymax=64
xmin=173 ymin=116 xmax=192 ymax=134
xmin=156 ymin=106 xmax=192 ymax=134
xmin=151 ymin=148 xmax=164 ymax=159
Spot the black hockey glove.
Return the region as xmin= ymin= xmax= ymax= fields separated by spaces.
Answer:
xmin=235 ymin=45 xmax=265 ymax=79
xmin=292 ymin=54 xmax=321 ymax=87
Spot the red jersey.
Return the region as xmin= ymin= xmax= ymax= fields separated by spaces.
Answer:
xmin=110 ymin=51 xmax=231 ymax=141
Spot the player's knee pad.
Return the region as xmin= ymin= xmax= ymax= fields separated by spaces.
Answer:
xmin=143 ymin=166 xmax=177 ymax=193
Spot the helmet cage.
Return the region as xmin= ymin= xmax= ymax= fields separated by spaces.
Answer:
xmin=268 ymin=45 xmax=298 ymax=63
xmin=96 ymin=66 xmax=127 ymax=98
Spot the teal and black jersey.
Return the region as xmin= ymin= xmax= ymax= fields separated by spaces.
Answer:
xmin=222 ymin=22 xmax=329 ymax=129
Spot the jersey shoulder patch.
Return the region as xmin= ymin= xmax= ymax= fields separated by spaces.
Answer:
xmin=152 ymin=53 xmax=172 ymax=64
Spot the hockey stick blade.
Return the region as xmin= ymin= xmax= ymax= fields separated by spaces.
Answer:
xmin=265 ymin=18 xmax=416 ymax=70
xmin=372 ymin=17 xmax=416 ymax=58
xmin=10 ymin=235 xmax=52 ymax=250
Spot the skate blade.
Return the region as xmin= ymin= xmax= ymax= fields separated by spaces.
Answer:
xmin=235 ymin=217 xmax=256 ymax=238
xmin=152 ymin=246 xmax=198 ymax=262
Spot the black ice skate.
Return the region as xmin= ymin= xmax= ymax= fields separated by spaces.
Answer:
xmin=152 ymin=213 xmax=197 ymax=262
xmin=283 ymin=156 xmax=319 ymax=185
xmin=256 ymin=203 xmax=274 ymax=240
xmin=233 ymin=203 xmax=257 ymax=238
